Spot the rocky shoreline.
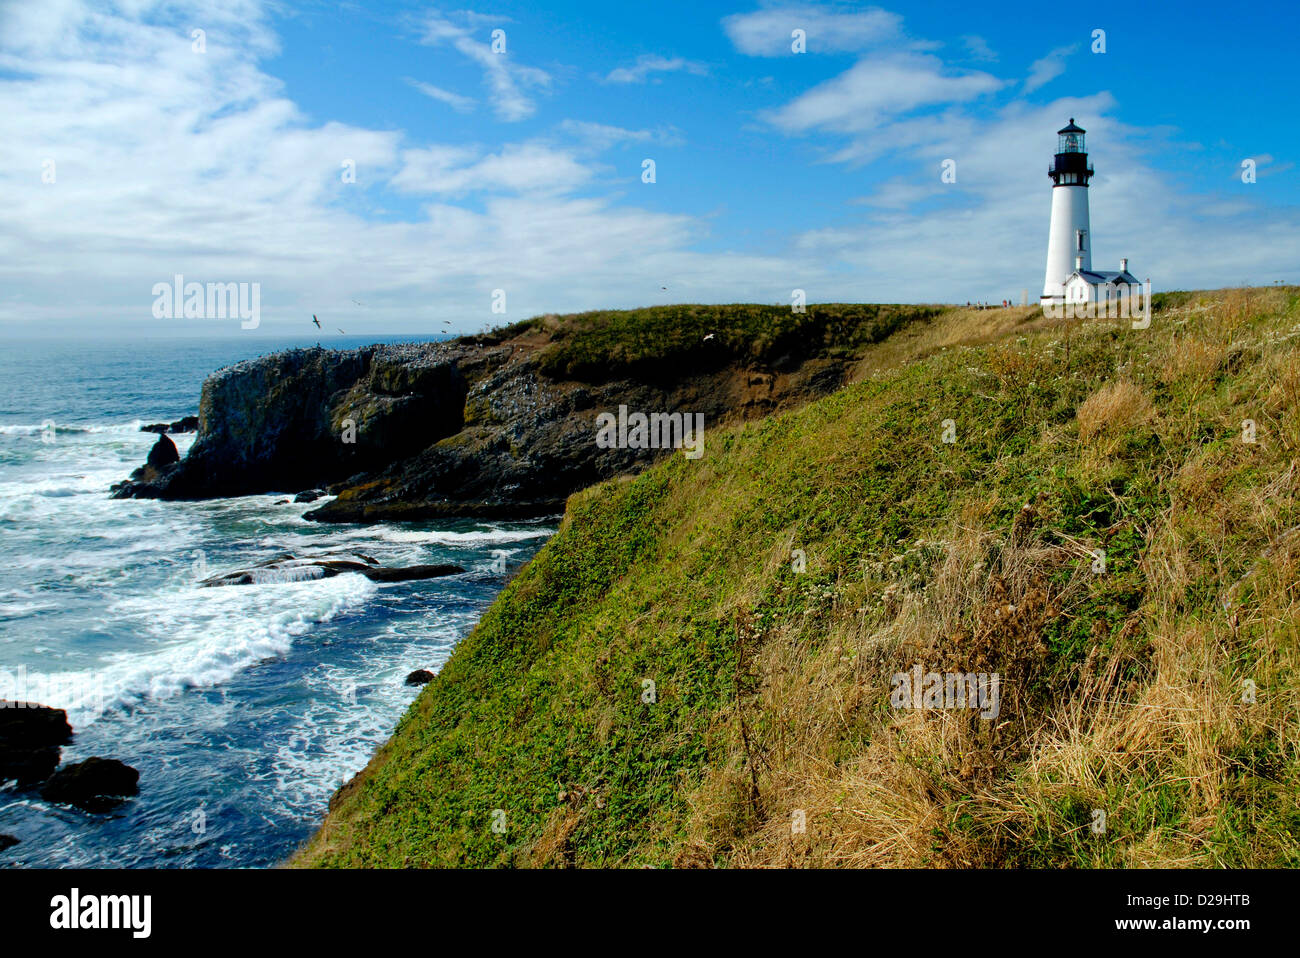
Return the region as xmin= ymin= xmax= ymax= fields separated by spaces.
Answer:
xmin=109 ymin=312 xmax=885 ymax=520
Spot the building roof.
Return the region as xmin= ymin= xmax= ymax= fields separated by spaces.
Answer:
xmin=1058 ymin=118 xmax=1086 ymax=135
xmin=1067 ymin=269 xmax=1139 ymax=286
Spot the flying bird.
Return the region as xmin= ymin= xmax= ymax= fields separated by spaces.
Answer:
xmin=312 ymin=314 xmax=321 ymax=329
xmin=702 ymin=333 xmax=715 ymax=342
xmin=337 ymin=328 xmax=346 ymax=335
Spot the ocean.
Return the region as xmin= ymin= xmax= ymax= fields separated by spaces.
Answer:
xmin=0 ymin=335 xmax=553 ymax=867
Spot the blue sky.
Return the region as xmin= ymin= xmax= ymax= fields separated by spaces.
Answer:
xmin=1 ymin=0 xmax=1297 ymax=336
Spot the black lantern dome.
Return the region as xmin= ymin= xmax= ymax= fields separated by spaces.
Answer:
xmin=1049 ymin=118 xmax=1093 ymax=187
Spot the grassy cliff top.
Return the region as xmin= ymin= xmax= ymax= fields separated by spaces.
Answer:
xmin=513 ymin=302 xmax=946 ymax=380
xmin=296 ymin=287 xmax=1300 ymax=868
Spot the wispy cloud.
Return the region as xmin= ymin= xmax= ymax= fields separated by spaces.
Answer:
xmin=1233 ymin=153 xmax=1295 ymax=179
xmin=391 ymin=142 xmax=591 ymax=196
xmin=406 ymin=78 xmax=476 ymax=113
xmin=765 ymin=53 xmax=1002 ymax=136
xmin=558 ymin=120 xmax=684 ymax=150
xmin=962 ymin=35 xmax=997 ymax=61
xmin=723 ymin=3 xmax=903 ymax=56
xmin=418 ymin=11 xmax=551 ymax=121
xmin=1024 ymin=44 xmax=1078 ymax=93
xmin=603 ymin=54 xmax=708 ymax=84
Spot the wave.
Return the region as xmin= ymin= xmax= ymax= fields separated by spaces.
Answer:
xmin=380 ymin=527 xmax=553 ymax=545
xmin=0 ymin=419 xmax=155 ymax=436
xmin=263 ymin=615 xmax=471 ymax=811
xmin=257 ymin=526 xmax=554 ymax=548
xmin=0 ymin=600 xmax=59 ymax=620
xmin=2 ymin=573 xmax=377 ymax=729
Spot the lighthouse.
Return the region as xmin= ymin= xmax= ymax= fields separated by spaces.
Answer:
xmin=1040 ymin=118 xmax=1141 ymax=310
xmin=1040 ymin=119 xmax=1094 ymax=304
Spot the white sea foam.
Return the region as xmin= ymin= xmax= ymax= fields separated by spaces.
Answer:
xmin=256 ymin=525 xmax=553 ymax=550
xmin=3 ymin=574 xmax=377 ymax=728
xmin=0 ymin=419 xmax=153 ymax=436
xmin=0 ymin=600 xmax=58 ymax=619
xmin=265 ymin=614 xmax=472 ymax=811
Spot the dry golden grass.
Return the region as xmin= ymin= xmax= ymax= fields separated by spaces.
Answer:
xmin=1159 ymin=337 xmax=1226 ymax=387
xmin=1076 ymin=379 xmax=1155 ymax=446
xmin=850 ymin=305 xmax=1046 ymax=379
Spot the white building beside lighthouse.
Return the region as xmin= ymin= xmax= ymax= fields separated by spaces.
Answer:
xmin=1041 ymin=119 xmax=1139 ymax=306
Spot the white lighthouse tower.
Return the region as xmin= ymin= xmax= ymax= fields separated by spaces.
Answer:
xmin=1040 ymin=119 xmax=1093 ymax=304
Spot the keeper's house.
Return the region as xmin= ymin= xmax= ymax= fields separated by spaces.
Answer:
xmin=1063 ymin=256 xmax=1141 ymax=306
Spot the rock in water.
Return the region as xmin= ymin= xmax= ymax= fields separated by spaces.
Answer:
xmin=146 ymin=433 xmax=180 ymax=468
xmin=0 ymin=701 xmax=73 ymax=786
xmin=0 ymin=834 xmax=18 ymax=853
xmin=198 ymin=553 xmax=464 ymax=587
xmin=405 ymin=670 xmax=435 ymax=686
xmin=41 ymin=757 xmax=140 ymax=811
xmin=141 ymin=416 xmax=198 ymax=434
xmin=111 ymin=433 xmax=184 ymax=496
xmin=294 ymin=489 xmax=325 ymax=503
xmin=359 ymin=563 xmax=464 ymax=583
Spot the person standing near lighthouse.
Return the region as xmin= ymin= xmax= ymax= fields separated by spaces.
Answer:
xmin=1040 ymin=119 xmax=1093 ymax=305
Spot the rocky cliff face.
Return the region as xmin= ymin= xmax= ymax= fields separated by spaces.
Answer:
xmin=111 ymin=306 xmax=937 ymax=520
xmin=112 ymin=344 xmax=467 ymax=501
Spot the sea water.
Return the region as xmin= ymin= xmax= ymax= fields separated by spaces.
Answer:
xmin=0 ymin=336 xmax=552 ymax=867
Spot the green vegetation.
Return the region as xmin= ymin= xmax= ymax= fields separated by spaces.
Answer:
xmin=526 ymin=303 xmax=944 ymax=380
xmin=296 ymin=287 xmax=1300 ymax=868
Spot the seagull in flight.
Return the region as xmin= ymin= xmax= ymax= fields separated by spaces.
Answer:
xmin=312 ymin=314 xmax=321 ymax=329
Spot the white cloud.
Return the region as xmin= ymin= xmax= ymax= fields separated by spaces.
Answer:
xmin=0 ymin=0 xmax=1295 ymax=337
xmin=418 ymin=11 xmax=551 ymax=122
xmin=392 ymin=143 xmax=591 ymax=196
xmin=765 ymin=53 xmax=1002 ymax=135
xmin=603 ymin=54 xmax=708 ymax=84
xmin=0 ymin=0 xmax=803 ymax=333
xmin=1024 ymin=44 xmax=1078 ymax=93
xmin=406 ymin=78 xmax=476 ymax=113
xmin=723 ymin=3 xmax=903 ymax=56
xmin=557 ymin=120 xmax=684 ymax=150
xmin=962 ymin=35 xmax=997 ymax=62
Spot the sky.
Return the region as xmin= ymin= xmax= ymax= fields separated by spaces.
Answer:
xmin=1 ymin=0 xmax=1297 ymax=337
